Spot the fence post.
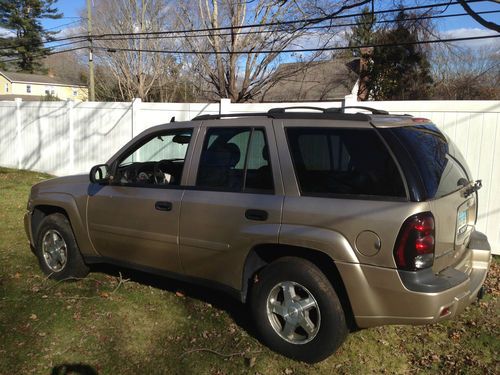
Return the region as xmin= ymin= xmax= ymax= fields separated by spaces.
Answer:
xmin=131 ymin=98 xmax=142 ymax=139
xmin=15 ymin=98 xmax=23 ymax=170
xmin=343 ymin=92 xmax=358 ymax=108
xmin=219 ymin=98 xmax=231 ymax=115
xmin=67 ymin=100 xmax=74 ymax=174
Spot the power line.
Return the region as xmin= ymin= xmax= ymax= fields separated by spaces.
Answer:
xmin=45 ymin=20 xmax=81 ymax=32
xmin=0 ymin=47 xmax=88 ymax=64
xmin=0 ymin=1 xmax=492 ymax=53
xmin=84 ymin=0 xmax=487 ymax=40
xmin=13 ymin=0 xmax=484 ymax=46
xmin=97 ymin=34 xmax=500 ymax=55
xmin=88 ymin=10 xmax=500 ymax=43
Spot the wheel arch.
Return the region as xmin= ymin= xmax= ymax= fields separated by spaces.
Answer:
xmin=241 ymin=243 xmax=358 ymax=331
xmin=31 ymin=205 xmax=69 ymax=241
xmin=30 ymin=193 xmax=98 ymax=257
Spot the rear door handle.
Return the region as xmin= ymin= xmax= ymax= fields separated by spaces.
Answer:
xmin=245 ymin=209 xmax=268 ymax=221
xmin=155 ymin=201 xmax=172 ymax=211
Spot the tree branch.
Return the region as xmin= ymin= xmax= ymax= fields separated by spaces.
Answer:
xmin=458 ymin=0 xmax=499 ymax=32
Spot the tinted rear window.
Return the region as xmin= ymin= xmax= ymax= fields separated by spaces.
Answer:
xmin=381 ymin=124 xmax=470 ymax=199
xmin=286 ymin=127 xmax=406 ymax=198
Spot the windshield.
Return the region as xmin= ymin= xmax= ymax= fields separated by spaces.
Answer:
xmin=382 ymin=124 xmax=470 ymax=199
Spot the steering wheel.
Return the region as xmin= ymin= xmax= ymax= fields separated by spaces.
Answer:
xmin=153 ymin=160 xmax=176 ymax=184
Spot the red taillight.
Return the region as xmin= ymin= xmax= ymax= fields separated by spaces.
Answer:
xmin=394 ymin=212 xmax=435 ymax=270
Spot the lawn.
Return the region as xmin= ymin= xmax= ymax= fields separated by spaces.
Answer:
xmin=0 ymin=167 xmax=498 ymax=375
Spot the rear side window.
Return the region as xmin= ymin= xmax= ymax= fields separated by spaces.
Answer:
xmin=286 ymin=127 xmax=405 ymax=198
xmin=381 ymin=125 xmax=470 ymax=199
xmin=196 ymin=127 xmax=273 ymax=193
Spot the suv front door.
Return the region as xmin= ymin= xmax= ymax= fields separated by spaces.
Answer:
xmin=179 ymin=119 xmax=283 ymax=291
xmin=87 ymin=126 xmax=196 ymax=273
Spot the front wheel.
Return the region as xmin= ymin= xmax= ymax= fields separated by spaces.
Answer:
xmin=35 ymin=213 xmax=89 ymax=281
xmin=250 ymin=257 xmax=348 ymax=363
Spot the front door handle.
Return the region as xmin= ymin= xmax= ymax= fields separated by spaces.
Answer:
xmin=245 ymin=209 xmax=268 ymax=221
xmin=155 ymin=201 xmax=172 ymax=211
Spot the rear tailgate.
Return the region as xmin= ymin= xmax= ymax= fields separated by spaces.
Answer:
xmin=376 ymin=121 xmax=478 ymax=272
xmin=429 ymin=189 xmax=476 ymax=272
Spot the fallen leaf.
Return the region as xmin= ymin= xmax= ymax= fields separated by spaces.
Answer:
xmin=29 ymin=314 xmax=37 ymax=321
xmin=246 ymin=356 xmax=256 ymax=368
xmin=175 ymin=291 xmax=185 ymax=298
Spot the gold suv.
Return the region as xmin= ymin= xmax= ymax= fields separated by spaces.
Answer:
xmin=24 ymin=106 xmax=492 ymax=363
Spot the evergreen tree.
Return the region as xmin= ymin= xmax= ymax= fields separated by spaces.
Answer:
xmin=348 ymin=6 xmax=376 ymax=57
xmin=0 ymin=0 xmax=62 ymax=73
xmin=349 ymin=9 xmax=433 ymax=100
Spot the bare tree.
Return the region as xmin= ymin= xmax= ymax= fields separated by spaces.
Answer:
xmin=176 ymin=0 xmax=370 ymax=102
xmin=89 ymin=0 xmax=181 ymax=101
xmin=430 ymin=45 xmax=500 ymax=100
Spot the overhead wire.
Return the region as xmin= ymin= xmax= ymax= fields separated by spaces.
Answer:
xmin=81 ymin=0 xmax=488 ymax=40
xmin=94 ymin=34 xmax=500 ymax=55
xmin=3 ymin=0 xmax=487 ymax=47
xmin=0 ymin=0 xmax=496 ymax=61
xmin=85 ymin=10 xmax=500 ymax=43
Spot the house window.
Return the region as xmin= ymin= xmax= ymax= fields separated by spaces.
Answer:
xmin=26 ymin=85 xmax=31 ymax=94
xmin=45 ymin=86 xmax=55 ymax=95
xmin=4 ymin=83 xmax=8 ymax=93
xmin=72 ymin=88 xmax=78 ymax=96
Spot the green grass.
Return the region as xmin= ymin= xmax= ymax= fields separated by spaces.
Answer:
xmin=0 ymin=167 xmax=498 ymax=375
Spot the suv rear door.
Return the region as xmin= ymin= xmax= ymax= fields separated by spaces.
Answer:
xmin=379 ymin=124 xmax=476 ymax=272
xmin=178 ymin=118 xmax=283 ymax=291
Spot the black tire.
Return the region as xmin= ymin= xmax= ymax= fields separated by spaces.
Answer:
xmin=35 ymin=213 xmax=89 ymax=281
xmin=250 ymin=257 xmax=348 ymax=363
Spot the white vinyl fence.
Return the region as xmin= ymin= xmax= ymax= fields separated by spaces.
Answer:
xmin=0 ymin=96 xmax=499 ymax=254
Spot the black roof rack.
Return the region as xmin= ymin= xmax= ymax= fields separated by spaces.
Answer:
xmin=191 ymin=105 xmax=388 ymax=121
xmin=327 ymin=106 xmax=389 ymax=115
xmin=192 ymin=113 xmax=270 ymax=121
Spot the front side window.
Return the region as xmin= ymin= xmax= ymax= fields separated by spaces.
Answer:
xmin=115 ymin=129 xmax=193 ymax=187
xmin=286 ymin=127 xmax=405 ymax=198
xmin=196 ymin=127 xmax=273 ymax=193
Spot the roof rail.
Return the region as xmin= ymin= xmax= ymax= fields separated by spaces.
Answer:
xmin=192 ymin=112 xmax=270 ymax=121
xmin=268 ymin=106 xmax=328 ymax=114
xmin=326 ymin=106 xmax=389 ymax=115
xmin=191 ymin=105 xmax=385 ymax=121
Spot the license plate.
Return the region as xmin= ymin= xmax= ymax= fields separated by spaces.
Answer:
xmin=457 ymin=210 xmax=467 ymax=235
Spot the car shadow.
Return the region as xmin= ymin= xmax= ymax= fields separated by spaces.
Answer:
xmin=89 ymin=264 xmax=257 ymax=339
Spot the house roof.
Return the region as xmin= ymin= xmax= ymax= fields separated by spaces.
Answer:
xmin=261 ymin=58 xmax=359 ymax=102
xmin=0 ymin=71 xmax=87 ymax=87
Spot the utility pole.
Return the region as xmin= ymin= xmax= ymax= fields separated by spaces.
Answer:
xmin=87 ymin=0 xmax=95 ymax=101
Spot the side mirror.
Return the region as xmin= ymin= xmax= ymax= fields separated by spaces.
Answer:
xmin=89 ymin=164 xmax=111 ymax=184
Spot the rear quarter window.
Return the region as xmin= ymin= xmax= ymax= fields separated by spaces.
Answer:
xmin=380 ymin=124 xmax=470 ymax=199
xmin=286 ymin=127 xmax=406 ymax=199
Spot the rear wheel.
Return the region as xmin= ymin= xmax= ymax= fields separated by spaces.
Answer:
xmin=250 ymin=257 xmax=348 ymax=363
xmin=35 ymin=213 xmax=89 ymax=281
